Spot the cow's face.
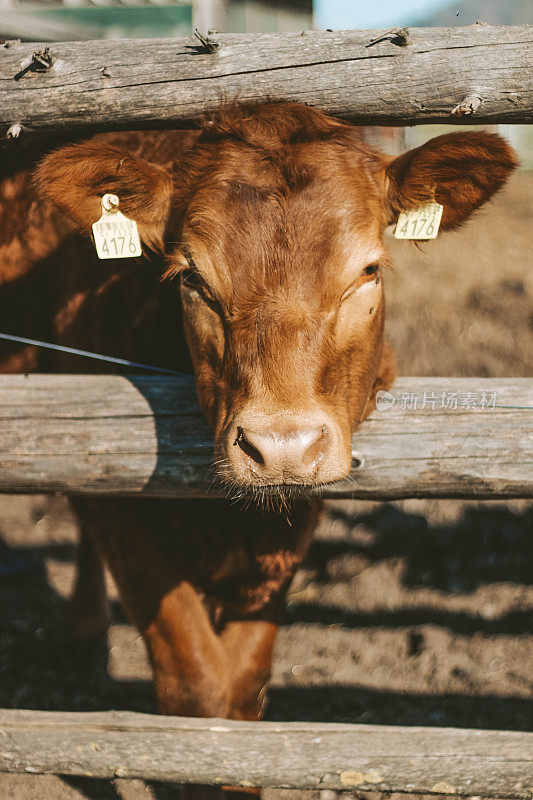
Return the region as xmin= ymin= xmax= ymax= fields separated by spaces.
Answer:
xmin=174 ymin=132 xmax=388 ymax=489
xmin=37 ymin=103 xmax=517 ymax=494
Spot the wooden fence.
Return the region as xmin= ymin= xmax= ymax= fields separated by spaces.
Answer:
xmin=1 ymin=24 xmax=532 ymax=797
xmin=0 ymin=375 xmax=531 ymax=498
xmin=1 ymin=25 xmax=532 ymax=135
xmin=0 ymin=710 xmax=532 ymax=798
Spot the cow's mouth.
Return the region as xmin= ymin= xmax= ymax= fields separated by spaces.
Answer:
xmin=228 ymin=482 xmax=315 ymax=511
xmin=215 ymin=472 xmax=335 ymax=512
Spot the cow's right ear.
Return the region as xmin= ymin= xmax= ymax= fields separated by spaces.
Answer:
xmin=36 ymin=142 xmax=174 ymax=252
xmin=384 ymin=131 xmax=518 ymax=231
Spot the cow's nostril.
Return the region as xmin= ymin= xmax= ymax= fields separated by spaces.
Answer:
xmin=234 ymin=426 xmax=265 ymax=466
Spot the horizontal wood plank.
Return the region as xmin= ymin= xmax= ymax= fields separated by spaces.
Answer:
xmin=0 ymin=709 xmax=531 ymax=796
xmin=1 ymin=26 xmax=532 ymax=135
xmin=0 ymin=375 xmax=531 ymax=498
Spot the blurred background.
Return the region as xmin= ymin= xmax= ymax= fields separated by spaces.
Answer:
xmin=0 ymin=3 xmax=531 ymax=800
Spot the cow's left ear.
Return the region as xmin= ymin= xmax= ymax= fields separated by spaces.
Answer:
xmin=385 ymin=131 xmax=518 ymax=231
xmin=36 ymin=141 xmax=174 ymax=251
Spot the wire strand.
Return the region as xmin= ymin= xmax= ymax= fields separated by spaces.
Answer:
xmin=0 ymin=333 xmax=188 ymax=377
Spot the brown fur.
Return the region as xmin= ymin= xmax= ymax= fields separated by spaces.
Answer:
xmin=0 ymin=102 xmax=517 ymax=797
xmin=385 ymin=130 xmax=519 ymax=230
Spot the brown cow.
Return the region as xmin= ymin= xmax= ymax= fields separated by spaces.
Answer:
xmin=0 ymin=101 xmax=516 ymax=793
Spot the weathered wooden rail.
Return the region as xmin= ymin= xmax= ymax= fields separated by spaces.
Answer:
xmin=0 ymin=710 xmax=532 ymax=797
xmin=0 ymin=375 xmax=531 ymax=498
xmin=1 ymin=25 xmax=532 ymax=135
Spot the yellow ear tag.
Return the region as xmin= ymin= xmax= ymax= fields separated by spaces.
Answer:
xmin=92 ymin=194 xmax=142 ymax=259
xmin=394 ymin=201 xmax=443 ymax=240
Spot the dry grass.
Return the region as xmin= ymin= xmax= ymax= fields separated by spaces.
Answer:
xmin=384 ymin=170 xmax=533 ymax=377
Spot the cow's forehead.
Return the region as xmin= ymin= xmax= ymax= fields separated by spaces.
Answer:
xmin=181 ymin=141 xmax=386 ymax=305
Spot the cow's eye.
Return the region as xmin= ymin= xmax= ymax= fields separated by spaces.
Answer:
xmin=181 ymin=268 xmax=205 ymax=292
xmin=181 ymin=268 xmax=225 ymax=318
xmin=181 ymin=268 xmax=214 ymax=301
xmin=340 ymin=264 xmax=381 ymax=304
xmin=356 ymin=263 xmax=381 ymax=288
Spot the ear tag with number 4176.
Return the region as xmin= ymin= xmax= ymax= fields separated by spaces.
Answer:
xmin=394 ymin=201 xmax=443 ymax=240
xmin=92 ymin=194 xmax=142 ymax=259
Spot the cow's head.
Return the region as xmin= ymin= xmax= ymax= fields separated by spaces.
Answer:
xmin=37 ymin=103 xmax=517 ymax=494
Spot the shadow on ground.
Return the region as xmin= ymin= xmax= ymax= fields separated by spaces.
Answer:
xmin=1 ymin=501 xmax=531 ymax=732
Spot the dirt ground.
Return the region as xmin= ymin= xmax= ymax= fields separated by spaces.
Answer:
xmin=0 ymin=169 xmax=531 ymax=799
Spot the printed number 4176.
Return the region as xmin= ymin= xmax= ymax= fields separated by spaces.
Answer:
xmin=100 ymin=234 xmax=140 ymax=257
xmin=394 ymin=202 xmax=444 ymax=240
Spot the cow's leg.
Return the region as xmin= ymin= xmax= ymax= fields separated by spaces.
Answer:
xmin=143 ymin=579 xmax=230 ymax=717
xmin=219 ymin=499 xmax=319 ymax=722
xmin=178 ymin=622 xmax=276 ymax=800
xmin=68 ymin=499 xmax=109 ymax=641
xmin=222 ymin=620 xmax=277 ymax=720
xmin=75 ymin=497 xmax=231 ymax=718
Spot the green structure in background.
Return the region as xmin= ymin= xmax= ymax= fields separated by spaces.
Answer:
xmin=1 ymin=1 xmax=193 ymax=41
xmin=25 ymin=4 xmax=193 ymax=39
xmin=1 ymin=0 xmax=313 ymax=41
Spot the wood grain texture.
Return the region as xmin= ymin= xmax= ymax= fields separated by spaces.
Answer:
xmin=0 ymin=375 xmax=531 ymax=498
xmin=0 ymin=709 xmax=531 ymax=796
xmin=1 ymin=26 xmax=532 ymax=134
